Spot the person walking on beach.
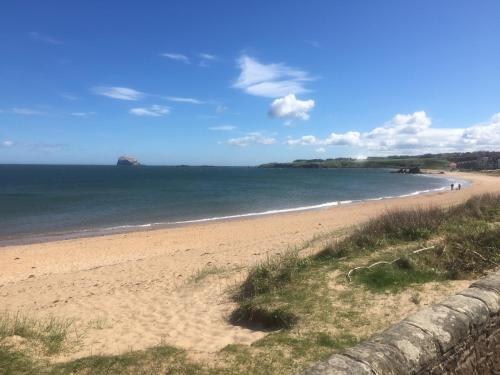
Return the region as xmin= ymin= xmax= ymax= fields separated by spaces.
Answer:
xmin=458 ymin=183 xmax=461 ymax=190
xmin=451 ymin=183 xmax=454 ymax=191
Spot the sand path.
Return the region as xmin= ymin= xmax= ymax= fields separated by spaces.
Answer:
xmin=0 ymin=171 xmax=498 ymax=359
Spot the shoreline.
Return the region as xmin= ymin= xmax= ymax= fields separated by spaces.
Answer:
xmin=0 ymin=171 xmax=466 ymax=247
xmin=0 ymin=171 xmax=498 ymax=358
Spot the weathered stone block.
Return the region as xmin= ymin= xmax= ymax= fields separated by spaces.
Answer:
xmin=371 ymin=321 xmax=438 ymax=371
xmin=301 ymin=354 xmax=372 ymax=375
xmin=404 ymin=305 xmax=470 ymax=353
xmin=438 ymin=294 xmax=490 ymax=329
xmin=342 ymin=341 xmax=409 ymax=375
xmin=470 ymin=274 xmax=500 ymax=293
xmin=459 ymin=287 xmax=500 ymax=316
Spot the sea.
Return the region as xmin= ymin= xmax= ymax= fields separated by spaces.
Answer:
xmin=0 ymin=165 xmax=464 ymax=245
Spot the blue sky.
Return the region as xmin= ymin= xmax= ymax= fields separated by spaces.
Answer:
xmin=1 ymin=0 xmax=500 ymax=165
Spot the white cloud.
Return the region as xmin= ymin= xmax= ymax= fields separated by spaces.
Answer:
xmin=2 ymin=140 xmax=13 ymax=147
xmin=166 ymin=96 xmax=204 ymax=104
xmin=161 ymin=53 xmax=190 ymax=64
xmin=199 ymin=53 xmax=216 ymax=60
xmin=323 ymin=131 xmax=361 ymax=146
xmin=233 ymin=55 xmax=313 ymax=98
xmin=315 ymin=147 xmax=326 ymax=153
xmin=286 ymin=135 xmax=318 ymax=146
xmin=70 ymin=112 xmax=96 ymax=117
xmin=93 ymin=86 xmax=144 ymax=101
xmin=129 ymin=105 xmax=170 ymax=117
xmin=209 ymin=125 xmax=236 ymax=131
xmin=226 ymin=132 xmax=276 ymax=147
xmin=199 ymin=53 xmax=218 ymax=67
xmin=28 ymin=31 xmax=63 ymax=45
xmin=284 ymin=111 xmax=500 ymax=154
xmin=268 ymin=94 xmax=315 ymax=121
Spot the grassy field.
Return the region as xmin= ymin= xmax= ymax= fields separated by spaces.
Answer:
xmin=1 ymin=194 xmax=499 ymax=375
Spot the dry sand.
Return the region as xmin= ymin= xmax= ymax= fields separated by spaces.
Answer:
xmin=0 ymin=171 xmax=498 ymax=360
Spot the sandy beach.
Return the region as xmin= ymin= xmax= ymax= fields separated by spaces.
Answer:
xmin=1 ymin=171 xmax=499 ymax=360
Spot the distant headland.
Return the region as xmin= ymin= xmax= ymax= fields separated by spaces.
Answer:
xmin=258 ymin=151 xmax=500 ymax=171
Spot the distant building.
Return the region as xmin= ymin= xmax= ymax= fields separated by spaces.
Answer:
xmin=477 ymin=157 xmax=489 ymax=170
xmin=456 ymin=156 xmax=500 ymax=170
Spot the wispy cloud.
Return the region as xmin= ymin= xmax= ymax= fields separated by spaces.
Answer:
xmin=129 ymin=105 xmax=170 ymax=117
xmin=198 ymin=53 xmax=218 ymax=67
xmin=166 ymin=96 xmax=204 ymax=104
xmin=161 ymin=53 xmax=190 ymax=64
xmin=285 ymin=111 xmax=500 ymax=154
xmin=209 ymin=125 xmax=236 ymax=131
xmin=28 ymin=31 xmax=63 ymax=45
xmin=70 ymin=112 xmax=96 ymax=117
xmin=2 ymin=140 xmax=13 ymax=147
xmin=233 ymin=55 xmax=313 ymax=98
xmin=8 ymin=108 xmax=46 ymax=116
xmin=225 ymin=132 xmax=276 ymax=147
xmin=92 ymin=86 xmax=144 ymax=101
xmin=199 ymin=53 xmax=217 ymax=60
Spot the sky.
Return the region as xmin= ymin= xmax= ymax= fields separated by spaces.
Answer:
xmin=1 ymin=0 xmax=500 ymax=165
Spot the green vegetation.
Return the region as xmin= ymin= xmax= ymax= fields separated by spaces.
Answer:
xmin=353 ymin=261 xmax=445 ymax=293
xmin=259 ymin=151 xmax=500 ymax=170
xmin=233 ymin=194 xmax=500 ymax=328
xmin=189 ymin=264 xmax=228 ymax=283
xmin=0 ymin=313 xmax=75 ymax=356
xmin=2 ymin=194 xmax=499 ymax=375
xmin=259 ymin=156 xmax=448 ymax=169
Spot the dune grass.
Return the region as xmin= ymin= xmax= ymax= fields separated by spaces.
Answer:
xmin=233 ymin=193 xmax=500 ymax=328
xmin=352 ymin=261 xmax=445 ymax=293
xmin=2 ymin=193 xmax=499 ymax=375
xmin=0 ymin=312 xmax=75 ymax=356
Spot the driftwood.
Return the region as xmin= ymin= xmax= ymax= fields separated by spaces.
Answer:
xmin=346 ymin=246 xmax=436 ymax=282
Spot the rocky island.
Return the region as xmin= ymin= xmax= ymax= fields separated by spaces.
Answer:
xmin=117 ymin=156 xmax=141 ymax=166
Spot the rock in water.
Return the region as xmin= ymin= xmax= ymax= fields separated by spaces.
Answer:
xmin=117 ymin=156 xmax=140 ymax=166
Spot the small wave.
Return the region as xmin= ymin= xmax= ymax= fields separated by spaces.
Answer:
xmin=31 ymin=178 xmax=461 ymax=239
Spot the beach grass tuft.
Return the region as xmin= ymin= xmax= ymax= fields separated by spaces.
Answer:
xmin=0 ymin=312 xmax=74 ymax=356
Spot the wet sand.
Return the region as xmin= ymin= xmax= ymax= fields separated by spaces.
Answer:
xmin=0 ymin=171 xmax=498 ymax=359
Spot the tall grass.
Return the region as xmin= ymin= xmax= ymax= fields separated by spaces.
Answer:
xmin=238 ymin=252 xmax=312 ymax=299
xmin=0 ymin=312 xmax=73 ymax=355
xmin=233 ymin=194 xmax=500 ymax=328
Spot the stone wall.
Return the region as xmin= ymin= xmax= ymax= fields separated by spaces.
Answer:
xmin=301 ymin=271 xmax=500 ymax=375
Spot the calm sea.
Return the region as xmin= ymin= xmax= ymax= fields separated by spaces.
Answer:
xmin=0 ymin=165 xmax=459 ymax=244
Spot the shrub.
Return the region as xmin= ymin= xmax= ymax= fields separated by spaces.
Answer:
xmin=443 ymin=221 xmax=500 ymax=278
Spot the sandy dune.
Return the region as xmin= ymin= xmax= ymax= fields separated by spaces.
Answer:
xmin=0 ymin=171 xmax=499 ymax=359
